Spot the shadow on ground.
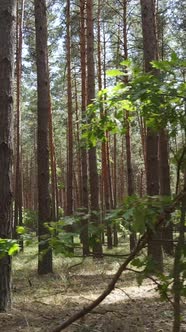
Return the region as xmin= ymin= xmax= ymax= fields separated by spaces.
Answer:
xmin=1 ymin=254 xmax=186 ymax=332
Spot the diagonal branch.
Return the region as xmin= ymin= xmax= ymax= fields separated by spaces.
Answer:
xmin=51 ymin=191 xmax=185 ymax=332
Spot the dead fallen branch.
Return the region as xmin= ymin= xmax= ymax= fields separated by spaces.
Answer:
xmin=51 ymin=191 xmax=185 ymax=332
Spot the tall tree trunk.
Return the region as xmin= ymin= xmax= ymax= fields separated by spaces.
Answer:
xmin=97 ymin=1 xmax=112 ymax=249
xmin=80 ymin=0 xmax=89 ymax=255
xmin=87 ymin=0 xmax=102 ymax=258
xmin=156 ymin=4 xmax=173 ymax=256
xmin=0 ymin=0 xmax=16 ymax=311
xmin=34 ymin=0 xmax=53 ymax=274
xmin=123 ymin=0 xmax=136 ymax=251
xmin=63 ymin=0 xmax=74 ymax=253
xmin=140 ymin=0 xmax=163 ymax=271
xmin=74 ymin=76 xmax=82 ymax=208
xmin=14 ymin=0 xmax=24 ymax=243
xmin=66 ymin=0 xmax=73 ymax=216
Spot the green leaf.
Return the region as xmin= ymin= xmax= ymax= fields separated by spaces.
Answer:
xmin=120 ymin=59 xmax=131 ymax=67
xmin=133 ymin=206 xmax=146 ymax=233
xmin=8 ymin=243 xmax=19 ymax=256
xmin=106 ymin=69 xmax=124 ymax=77
xmin=16 ymin=226 xmax=26 ymax=235
xmin=131 ymin=258 xmax=144 ymax=268
xmin=171 ymin=51 xmax=179 ymax=62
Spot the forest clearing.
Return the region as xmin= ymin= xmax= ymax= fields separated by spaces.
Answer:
xmin=0 ymin=0 xmax=186 ymax=331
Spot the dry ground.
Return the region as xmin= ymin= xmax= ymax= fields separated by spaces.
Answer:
xmin=0 ymin=245 xmax=186 ymax=332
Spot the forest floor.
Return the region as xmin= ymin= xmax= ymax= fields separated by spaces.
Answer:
xmin=0 ymin=242 xmax=186 ymax=332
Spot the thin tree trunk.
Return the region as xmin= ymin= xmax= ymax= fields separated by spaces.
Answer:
xmin=66 ymin=0 xmax=73 ymax=216
xmin=113 ymin=133 xmax=118 ymax=246
xmin=80 ymin=0 xmax=89 ymax=256
xmin=106 ymin=135 xmax=113 ymax=248
xmin=74 ymin=76 xmax=82 ymax=208
xmin=14 ymin=0 xmax=25 ymax=241
xmin=159 ymin=129 xmax=173 ymax=255
xmin=123 ymin=0 xmax=136 ymax=251
xmin=65 ymin=0 xmax=74 ymax=252
xmin=97 ymin=2 xmax=112 ymax=249
xmin=119 ymin=136 xmax=125 ymax=203
xmin=137 ymin=111 xmax=147 ymax=179
xmin=87 ymin=0 xmax=102 ymax=258
xmin=48 ymin=93 xmax=57 ymax=221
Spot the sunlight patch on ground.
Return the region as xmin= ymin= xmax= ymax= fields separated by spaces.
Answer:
xmin=36 ymin=283 xmax=157 ymax=306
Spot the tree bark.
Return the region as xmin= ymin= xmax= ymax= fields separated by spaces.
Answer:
xmin=123 ymin=0 xmax=136 ymax=251
xmin=48 ymin=93 xmax=57 ymax=222
xmin=66 ymin=0 xmax=73 ymax=216
xmin=0 ymin=0 xmax=16 ymax=311
xmin=87 ymin=0 xmax=102 ymax=258
xmin=80 ymin=0 xmax=89 ymax=255
xmin=14 ymin=0 xmax=24 ymax=245
xmin=140 ymin=0 xmax=163 ymax=272
xmin=97 ymin=2 xmax=112 ymax=249
xmin=34 ymin=0 xmax=52 ymax=274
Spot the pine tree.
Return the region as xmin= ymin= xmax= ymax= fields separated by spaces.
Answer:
xmin=34 ymin=0 xmax=53 ymax=274
xmin=140 ymin=0 xmax=163 ymax=271
xmin=0 ymin=0 xmax=16 ymax=311
xmin=87 ymin=0 xmax=102 ymax=258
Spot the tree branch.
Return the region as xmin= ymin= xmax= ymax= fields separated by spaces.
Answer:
xmin=51 ymin=191 xmax=185 ymax=332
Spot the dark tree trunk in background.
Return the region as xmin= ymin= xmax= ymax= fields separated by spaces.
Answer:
xmin=159 ymin=129 xmax=173 ymax=255
xmin=74 ymin=76 xmax=82 ymax=209
xmin=34 ymin=0 xmax=52 ymax=274
xmin=0 ymin=0 xmax=16 ymax=311
xmin=49 ymin=93 xmax=58 ymax=222
xmin=113 ymin=133 xmax=118 ymax=246
xmin=87 ymin=0 xmax=102 ymax=258
xmin=140 ymin=0 xmax=163 ymax=272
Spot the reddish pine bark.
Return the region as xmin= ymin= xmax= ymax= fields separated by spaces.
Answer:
xmin=141 ymin=0 xmax=163 ymax=271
